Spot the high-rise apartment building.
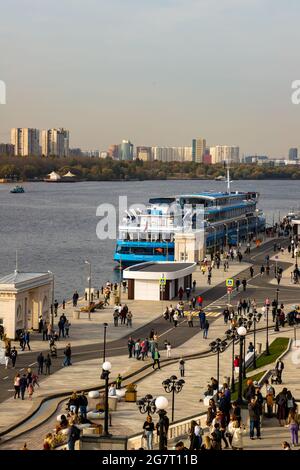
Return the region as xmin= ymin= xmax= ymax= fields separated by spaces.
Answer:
xmin=151 ymin=146 xmax=192 ymax=162
xmin=107 ymin=144 xmax=119 ymax=159
xmin=192 ymin=138 xmax=206 ymax=163
xmin=0 ymin=143 xmax=15 ymax=156
xmin=41 ymin=128 xmax=69 ymax=157
xmin=11 ymin=128 xmax=40 ymax=156
xmin=136 ymin=146 xmax=152 ymax=161
xmin=288 ymin=148 xmax=298 ymax=161
xmin=119 ymin=140 xmax=134 ymax=160
xmin=210 ymin=145 xmax=240 ymax=164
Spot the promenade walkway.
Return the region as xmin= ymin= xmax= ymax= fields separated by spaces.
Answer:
xmin=1 ymin=310 xmax=298 ymax=450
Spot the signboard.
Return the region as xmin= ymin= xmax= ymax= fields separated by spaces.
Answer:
xmin=160 ymin=284 xmax=166 ymax=292
xmin=226 ymin=278 xmax=234 ymax=287
xmin=159 ymin=273 xmax=166 ymax=286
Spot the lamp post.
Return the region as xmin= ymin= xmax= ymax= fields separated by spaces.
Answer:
xmin=136 ymin=394 xmax=157 ymax=416
xmin=274 ymin=288 xmax=280 ymax=332
xmin=266 ymin=302 xmax=270 ymax=356
xmin=235 ymin=220 xmax=240 ymax=247
xmin=226 ymin=328 xmax=239 ymax=392
xmin=85 ymin=260 xmax=92 ymax=306
xmin=237 ymin=326 xmax=247 ymax=405
xmin=155 ymin=396 xmax=169 ymax=451
xmin=251 ymin=311 xmax=262 ymax=369
xmin=212 ymin=226 xmax=217 ymax=255
xmin=101 ymin=361 xmax=112 ymax=436
xmin=48 ymin=271 xmax=55 ymax=329
xmin=103 ymin=323 xmax=108 ymax=362
xmin=162 ymin=375 xmax=185 ymax=422
xmin=209 ymin=338 xmax=227 ymax=391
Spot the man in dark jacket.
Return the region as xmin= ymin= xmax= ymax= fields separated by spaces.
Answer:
xmin=248 ymin=397 xmax=261 ymax=439
xmin=20 ymin=374 xmax=27 ymax=400
xmin=78 ymin=392 xmax=88 ymax=419
xmin=37 ymin=352 xmax=45 ymax=375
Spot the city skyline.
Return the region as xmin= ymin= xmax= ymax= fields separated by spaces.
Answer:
xmin=1 ymin=1 xmax=300 ymax=156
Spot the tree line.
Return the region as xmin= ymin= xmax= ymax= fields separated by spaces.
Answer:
xmin=0 ymin=155 xmax=299 ymax=181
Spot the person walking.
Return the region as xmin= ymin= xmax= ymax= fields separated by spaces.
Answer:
xmin=53 ymin=299 xmax=59 ymax=317
xmin=38 ymin=315 xmax=43 ymax=334
xmin=236 ymin=278 xmax=240 ymax=292
xmin=127 ymin=310 xmax=133 ymax=328
xmin=248 ymin=397 xmax=261 ymax=439
xmin=276 ymin=388 xmax=288 ymax=426
xmin=78 ymin=391 xmax=88 ymax=419
xmin=37 ymin=352 xmax=45 ymax=375
xmin=203 ymin=320 xmax=209 ymax=339
xmin=20 ymin=374 xmax=27 ymax=400
xmin=14 ymin=373 xmax=21 ymax=399
xmin=68 ymin=421 xmax=81 ymax=451
xmin=187 ymin=311 xmax=193 ymax=327
xmin=250 ymin=266 xmax=254 ymax=278
xmin=58 ymin=318 xmax=65 ymax=338
xmin=189 ymin=420 xmax=203 ymax=450
xmin=242 ymin=278 xmax=247 ymax=291
xmin=63 ymin=343 xmax=72 ymax=367
xmin=4 ymin=345 xmax=11 ymax=369
xmin=152 ymin=349 xmax=161 ymax=370
xmin=45 ymin=354 xmax=52 ymax=375
xmin=42 ymin=321 xmax=48 ymax=341
xmin=179 ymin=359 xmax=185 ymax=377
xmin=64 ymin=319 xmax=71 ymax=338
xmin=166 ymin=342 xmax=171 ymax=358
xmin=28 ymin=382 xmax=34 ymax=400
xmin=173 ymin=311 xmax=179 ymax=327
xmin=113 ymin=308 xmax=119 ymax=327
xmin=275 ymin=359 xmax=284 ymax=384
xmin=287 ymin=409 xmax=299 ymax=447
xmin=10 ymin=346 xmax=18 ymax=368
xmin=143 ymin=416 xmax=155 ymax=450
xmin=24 ymin=330 xmax=31 ymax=351
xmin=72 ymin=291 xmax=79 ymax=307
xmin=128 ymin=337 xmax=135 ymax=358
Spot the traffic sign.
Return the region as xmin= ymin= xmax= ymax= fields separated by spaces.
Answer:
xmin=226 ymin=278 xmax=234 ymax=287
xmin=227 ymin=287 xmax=233 ymax=293
xmin=159 ymin=273 xmax=166 ymax=286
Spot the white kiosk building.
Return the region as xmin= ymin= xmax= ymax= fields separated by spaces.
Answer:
xmin=0 ymin=271 xmax=53 ymax=339
xmin=123 ymin=261 xmax=197 ymax=301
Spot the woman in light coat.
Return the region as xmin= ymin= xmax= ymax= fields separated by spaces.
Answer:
xmin=231 ymin=421 xmax=246 ymax=450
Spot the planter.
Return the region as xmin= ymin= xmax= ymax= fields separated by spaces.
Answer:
xmin=125 ymin=391 xmax=137 ymax=402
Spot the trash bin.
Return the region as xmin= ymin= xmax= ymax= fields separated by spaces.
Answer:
xmin=257 ymin=342 xmax=262 ymax=354
xmin=108 ymin=396 xmax=118 ymax=411
xmin=73 ymin=310 xmax=80 ymax=320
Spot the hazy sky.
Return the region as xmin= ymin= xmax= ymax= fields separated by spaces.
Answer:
xmin=1 ymin=0 xmax=300 ymax=156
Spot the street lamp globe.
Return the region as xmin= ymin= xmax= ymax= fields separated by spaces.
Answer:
xmin=102 ymin=361 xmax=112 ymax=371
xmin=155 ymin=396 xmax=169 ymax=410
xmin=237 ymin=326 xmax=247 ymax=337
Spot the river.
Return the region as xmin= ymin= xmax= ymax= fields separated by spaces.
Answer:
xmin=0 ymin=180 xmax=298 ymax=300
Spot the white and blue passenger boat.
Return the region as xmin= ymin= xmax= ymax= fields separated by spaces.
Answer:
xmin=114 ymin=179 xmax=265 ymax=267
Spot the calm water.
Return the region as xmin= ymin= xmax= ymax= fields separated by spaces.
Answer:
xmin=0 ymin=180 xmax=298 ymax=300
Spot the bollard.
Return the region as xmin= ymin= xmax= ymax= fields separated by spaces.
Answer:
xmin=257 ymin=342 xmax=262 ymax=354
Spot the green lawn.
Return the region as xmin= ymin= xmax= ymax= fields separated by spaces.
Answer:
xmin=231 ymin=371 xmax=266 ymax=402
xmin=247 ymin=337 xmax=289 ymax=372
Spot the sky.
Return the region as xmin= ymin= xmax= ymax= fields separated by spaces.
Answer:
xmin=1 ymin=0 xmax=300 ymax=157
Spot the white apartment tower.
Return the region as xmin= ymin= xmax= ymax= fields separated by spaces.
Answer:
xmin=11 ymin=128 xmax=40 ymax=156
xmin=41 ymin=128 xmax=69 ymax=157
xmin=210 ymin=145 xmax=240 ymax=164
